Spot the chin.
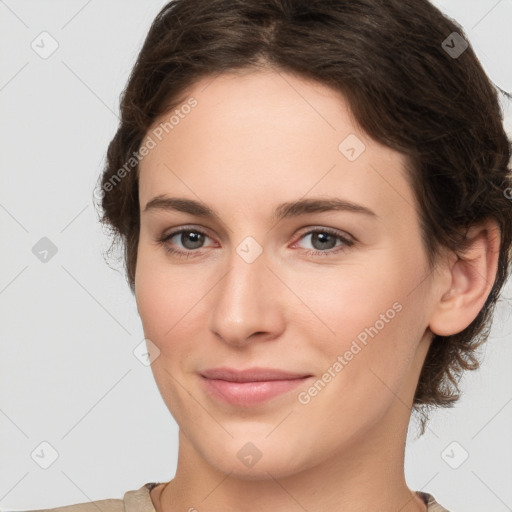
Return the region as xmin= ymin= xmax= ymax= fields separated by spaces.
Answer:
xmin=199 ymin=437 xmax=313 ymax=481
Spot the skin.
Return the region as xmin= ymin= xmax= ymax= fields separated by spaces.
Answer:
xmin=134 ymin=68 xmax=500 ymax=512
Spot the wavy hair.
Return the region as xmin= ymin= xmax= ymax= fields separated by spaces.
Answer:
xmin=95 ymin=0 xmax=512 ymax=434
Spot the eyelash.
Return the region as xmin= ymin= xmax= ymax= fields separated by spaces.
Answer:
xmin=157 ymin=225 xmax=355 ymax=259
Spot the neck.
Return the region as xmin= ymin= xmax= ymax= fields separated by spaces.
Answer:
xmin=155 ymin=401 xmax=427 ymax=512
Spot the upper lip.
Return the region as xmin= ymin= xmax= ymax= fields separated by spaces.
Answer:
xmin=200 ymin=367 xmax=312 ymax=382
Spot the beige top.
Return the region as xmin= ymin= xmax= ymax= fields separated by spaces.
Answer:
xmin=23 ymin=482 xmax=451 ymax=511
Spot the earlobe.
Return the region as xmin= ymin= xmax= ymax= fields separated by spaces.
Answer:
xmin=428 ymin=219 xmax=501 ymax=337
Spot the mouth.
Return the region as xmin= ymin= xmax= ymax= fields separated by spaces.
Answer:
xmin=199 ymin=367 xmax=313 ymax=407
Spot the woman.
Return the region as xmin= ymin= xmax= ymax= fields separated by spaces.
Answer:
xmin=28 ymin=0 xmax=512 ymax=510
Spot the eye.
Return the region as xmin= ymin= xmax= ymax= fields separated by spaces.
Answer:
xmin=157 ymin=225 xmax=355 ymax=259
xmin=293 ymin=227 xmax=355 ymax=257
xmin=157 ymin=227 xmax=214 ymax=258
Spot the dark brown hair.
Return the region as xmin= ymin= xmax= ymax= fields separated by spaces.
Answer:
xmin=96 ymin=0 xmax=512 ymax=433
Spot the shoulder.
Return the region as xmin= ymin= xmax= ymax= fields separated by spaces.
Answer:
xmin=18 ymin=482 xmax=159 ymax=512
xmin=418 ymin=491 xmax=452 ymax=512
xmin=21 ymin=497 xmax=124 ymax=512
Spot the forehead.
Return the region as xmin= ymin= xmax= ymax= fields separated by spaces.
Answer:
xmin=138 ymin=70 xmax=414 ymax=221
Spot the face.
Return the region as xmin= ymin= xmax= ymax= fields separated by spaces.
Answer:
xmin=135 ymin=69 xmax=440 ymax=479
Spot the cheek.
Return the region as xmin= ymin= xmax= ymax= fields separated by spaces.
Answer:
xmin=291 ymin=248 xmax=428 ymax=380
xmin=135 ymin=247 xmax=215 ymax=361
xmin=135 ymin=247 xmax=186 ymax=348
xmin=135 ymin=259 xmax=168 ymax=342
xmin=286 ymin=261 xmax=401 ymax=345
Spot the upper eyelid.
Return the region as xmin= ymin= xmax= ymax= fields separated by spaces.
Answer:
xmin=165 ymin=225 xmax=216 ymax=242
xmin=297 ymin=226 xmax=353 ymax=239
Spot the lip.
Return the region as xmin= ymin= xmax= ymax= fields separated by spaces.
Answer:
xmin=200 ymin=367 xmax=313 ymax=407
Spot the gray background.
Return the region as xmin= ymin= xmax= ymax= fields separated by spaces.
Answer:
xmin=1 ymin=1 xmax=511 ymax=510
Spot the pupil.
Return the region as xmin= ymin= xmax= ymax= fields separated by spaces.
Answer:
xmin=179 ymin=231 xmax=336 ymax=251
xmin=183 ymin=231 xmax=203 ymax=249
xmin=313 ymin=232 xmax=335 ymax=250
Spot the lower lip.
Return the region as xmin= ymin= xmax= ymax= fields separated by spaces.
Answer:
xmin=201 ymin=376 xmax=311 ymax=407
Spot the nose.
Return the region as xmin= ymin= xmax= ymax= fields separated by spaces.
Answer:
xmin=208 ymin=245 xmax=285 ymax=347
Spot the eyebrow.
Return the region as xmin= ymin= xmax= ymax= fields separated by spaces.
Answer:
xmin=143 ymin=195 xmax=379 ymax=222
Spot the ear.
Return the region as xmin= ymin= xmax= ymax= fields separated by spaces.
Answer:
xmin=428 ymin=218 xmax=501 ymax=337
